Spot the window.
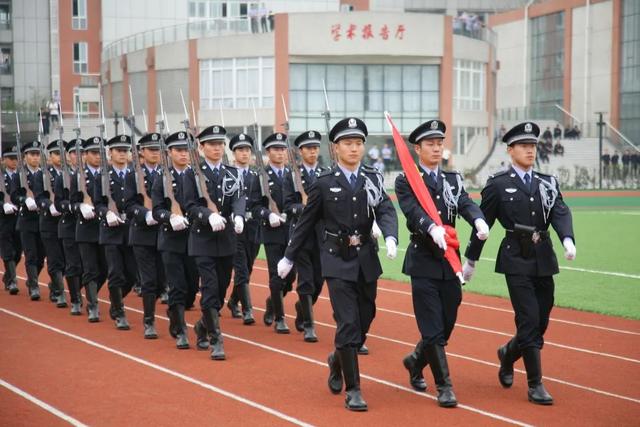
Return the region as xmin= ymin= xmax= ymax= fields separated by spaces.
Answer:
xmin=0 ymin=45 xmax=11 ymax=75
xmin=454 ymin=60 xmax=485 ymax=111
xmin=199 ymin=57 xmax=274 ymax=110
xmin=0 ymin=86 xmax=13 ymax=109
xmin=453 ymin=126 xmax=487 ymax=155
xmin=289 ymin=64 xmax=439 ymax=133
xmin=72 ymin=0 xmax=87 ymax=30
xmin=620 ymin=0 xmax=640 ymax=144
xmin=0 ymin=2 xmax=10 ymax=30
xmin=73 ymin=88 xmax=90 ymax=115
xmin=73 ymin=42 xmax=88 ymax=74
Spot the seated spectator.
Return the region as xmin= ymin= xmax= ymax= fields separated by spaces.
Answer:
xmin=373 ymin=158 xmax=385 ymax=174
xmin=573 ymin=125 xmax=581 ymax=139
xmin=543 ymin=127 xmax=553 ymax=143
xmin=553 ymin=124 xmax=562 ymax=141
xmin=553 ymin=142 xmax=564 ymax=156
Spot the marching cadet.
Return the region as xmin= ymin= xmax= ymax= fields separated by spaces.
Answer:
xmin=70 ymin=137 xmax=108 ymax=322
xmin=34 ymin=139 xmax=68 ymax=308
xmin=182 ymin=125 xmax=245 ymax=360
xmin=395 ymin=120 xmax=489 ymax=408
xmin=284 ymin=130 xmax=328 ymax=342
xmin=53 ymin=138 xmax=84 ymax=315
xmin=125 ymin=132 xmax=165 ymax=339
xmin=11 ymin=140 xmax=45 ymax=300
xmin=151 ymin=131 xmax=199 ymax=349
xmin=277 ymin=117 xmax=398 ymax=412
xmin=464 ymin=122 xmax=576 ymax=405
xmin=258 ymin=132 xmax=296 ymax=333
xmin=1 ymin=143 xmax=22 ymax=295
xmin=226 ymin=133 xmax=261 ymax=325
xmin=94 ymin=134 xmax=138 ymax=330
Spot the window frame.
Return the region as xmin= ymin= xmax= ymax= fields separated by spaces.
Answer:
xmin=72 ymin=0 xmax=87 ymax=30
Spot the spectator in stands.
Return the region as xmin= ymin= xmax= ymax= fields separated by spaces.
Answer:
xmin=537 ymin=140 xmax=550 ymax=164
xmin=622 ymin=149 xmax=631 ymax=181
xmin=631 ymin=151 xmax=639 ymax=180
xmin=442 ymin=148 xmax=451 ymax=168
xmin=48 ymin=98 xmax=59 ymax=127
xmin=373 ymin=158 xmax=385 ymax=174
xmin=542 ymin=127 xmax=553 ymax=144
xmin=553 ymin=141 xmax=564 ymax=156
xmin=381 ymin=143 xmax=393 ymax=170
xmin=601 ymin=149 xmax=611 ymax=181
xmin=573 ymin=125 xmax=581 ymax=139
xmin=40 ymin=107 xmax=50 ymax=136
xmin=368 ymin=144 xmax=380 ymax=165
xmin=553 ymin=124 xmax=562 ymax=142
xmin=611 ymin=151 xmax=620 ymax=181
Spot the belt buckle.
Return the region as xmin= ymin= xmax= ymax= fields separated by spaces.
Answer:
xmin=349 ymin=235 xmax=361 ymax=246
xmin=531 ymin=231 xmax=540 ymax=244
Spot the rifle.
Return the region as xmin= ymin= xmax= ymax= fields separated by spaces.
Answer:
xmin=280 ymin=94 xmax=306 ymax=205
xmin=218 ymin=100 xmax=229 ymax=164
xmin=251 ymin=100 xmax=282 ymax=217
xmin=157 ymin=124 xmax=182 ymax=217
xmin=58 ymin=101 xmax=71 ymax=191
xmin=15 ymin=112 xmax=34 ymax=200
xmin=37 ymin=110 xmax=54 ymax=203
xmin=0 ymin=99 xmax=7 ymax=204
xmin=98 ymin=95 xmax=118 ymax=213
xmin=73 ymin=105 xmax=92 ymax=205
xmin=180 ymin=89 xmax=218 ymax=214
xmin=128 ymin=85 xmax=152 ymax=210
xmin=321 ymin=79 xmax=337 ymax=165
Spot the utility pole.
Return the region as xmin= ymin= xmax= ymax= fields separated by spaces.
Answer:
xmin=596 ymin=112 xmax=605 ymax=190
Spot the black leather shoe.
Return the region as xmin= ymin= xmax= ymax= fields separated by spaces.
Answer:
xmin=210 ymin=338 xmax=226 ymax=360
xmin=8 ymin=282 xmax=19 ymax=295
xmin=358 ymin=344 xmax=369 ymax=355
xmin=327 ymin=352 xmax=343 ymax=394
xmin=227 ymin=299 xmax=242 ymax=318
xmin=29 ymin=287 xmax=41 ymax=301
xmin=345 ymin=390 xmax=368 ymax=411
xmin=176 ymin=333 xmax=190 ymax=349
xmin=263 ymin=297 xmax=274 ymax=326
xmin=194 ymin=319 xmax=210 ymax=350
xmin=303 ymin=325 xmax=318 ymax=343
xmin=497 ymin=345 xmax=514 ymax=388
xmin=403 ymin=352 xmax=427 ymax=391
xmin=242 ymin=309 xmax=255 ymax=325
xmin=88 ymin=306 xmax=100 ymax=322
xmin=56 ymin=292 xmax=68 ymax=308
xmin=144 ymin=321 xmax=158 ymax=339
xmin=437 ymin=387 xmax=458 ymax=408
xmin=294 ymin=301 xmax=304 ymax=332
xmin=70 ymin=302 xmax=82 ymax=315
xmin=528 ymin=383 xmax=553 ymax=405
xmin=274 ymin=318 xmax=290 ymax=334
xmin=115 ymin=315 xmax=130 ymax=330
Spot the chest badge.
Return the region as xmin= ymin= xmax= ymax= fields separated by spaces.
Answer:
xmin=505 ymin=188 xmax=517 ymax=193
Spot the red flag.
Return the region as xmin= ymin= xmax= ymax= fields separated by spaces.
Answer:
xmin=384 ymin=112 xmax=464 ymax=284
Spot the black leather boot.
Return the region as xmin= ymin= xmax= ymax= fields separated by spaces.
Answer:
xmin=522 ymin=347 xmax=553 ymax=405
xmin=497 ymin=337 xmax=521 ymax=388
xmin=425 ymin=344 xmax=458 ymax=408
xmin=358 ymin=343 xmax=369 ymax=355
xmin=85 ymin=281 xmax=100 ymax=322
xmin=403 ymin=340 xmax=428 ymax=391
xmin=109 ymin=287 xmax=130 ymax=330
xmin=4 ymin=260 xmax=19 ymax=295
xmin=263 ymin=296 xmax=274 ymax=326
xmin=294 ymin=300 xmax=304 ymax=332
xmin=26 ymin=265 xmax=40 ymax=301
xmin=300 ymin=295 xmax=318 ymax=343
xmin=174 ymin=304 xmax=190 ymax=349
xmin=142 ymin=293 xmax=158 ymax=339
xmin=327 ymin=351 xmax=343 ymax=394
xmin=53 ymin=272 xmax=67 ymax=308
xmin=339 ymin=347 xmax=368 ymax=411
xmin=194 ymin=319 xmax=210 ymax=350
xmin=238 ymin=283 xmax=255 ymax=325
xmin=202 ymin=308 xmax=225 ymax=360
xmin=272 ymin=291 xmax=290 ymax=334
xmin=67 ymin=276 xmax=82 ymax=315
xmin=227 ymin=286 xmax=242 ymax=318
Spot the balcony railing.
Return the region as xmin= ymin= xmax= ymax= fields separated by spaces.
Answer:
xmin=79 ymin=73 xmax=100 ymax=87
xmin=102 ymin=18 xmax=252 ymax=62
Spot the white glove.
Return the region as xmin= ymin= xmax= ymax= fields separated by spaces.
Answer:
xmin=106 ymin=210 xmax=124 ymax=227
xmin=563 ymin=238 xmax=576 ymax=261
xmin=49 ymin=204 xmax=62 ymax=217
xmin=25 ymin=197 xmax=37 ymax=211
xmin=268 ymin=212 xmax=283 ymax=228
xmin=474 ymin=218 xmax=490 ymax=241
xmin=277 ymin=257 xmax=294 ymax=279
xmin=145 ymin=211 xmax=158 ymax=226
xmin=371 ymin=221 xmax=382 ymax=240
xmin=428 ymin=224 xmax=447 ymax=251
xmin=234 ymin=215 xmax=244 ymax=234
xmin=385 ymin=237 xmax=397 ymax=260
xmin=3 ymin=202 xmax=18 ymax=214
xmin=462 ymin=260 xmax=476 ymax=282
xmin=208 ymin=212 xmax=227 ymax=232
xmin=169 ymin=214 xmax=189 ymax=231
xmin=80 ymin=203 xmax=95 ymax=220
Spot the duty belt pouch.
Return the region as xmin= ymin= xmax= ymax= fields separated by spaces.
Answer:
xmin=336 ymin=231 xmax=351 ymax=261
xmin=514 ymin=223 xmax=535 ymax=259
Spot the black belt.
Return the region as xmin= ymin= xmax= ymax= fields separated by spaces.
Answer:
xmin=505 ymin=229 xmax=549 ymax=243
xmin=324 ymin=231 xmax=370 ymax=247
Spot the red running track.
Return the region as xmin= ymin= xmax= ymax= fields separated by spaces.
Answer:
xmin=0 ymin=259 xmax=638 ymax=426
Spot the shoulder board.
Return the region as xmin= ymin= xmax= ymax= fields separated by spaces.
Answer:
xmin=533 ymin=170 xmax=555 ymax=179
xmin=361 ymin=165 xmax=381 ymax=176
xmin=223 ymin=164 xmax=237 ymax=171
xmin=318 ymin=168 xmax=334 ymax=179
xmin=488 ymin=170 xmax=509 ymax=180
xmin=442 ymin=169 xmax=461 ymax=176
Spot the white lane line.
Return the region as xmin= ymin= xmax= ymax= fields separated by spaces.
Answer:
xmin=253 ymin=266 xmax=640 ymax=336
xmin=0 ymin=378 xmax=89 ymax=427
xmin=0 ymin=308 xmax=314 ymax=427
xmin=478 ymin=257 xmax=640 ymax=280
xmin=0 ymin=302 xmax=531 ymax=427
xmin=249 ymin=282 xmax=640 ymax=365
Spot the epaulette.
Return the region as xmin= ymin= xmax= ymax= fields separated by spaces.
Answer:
xmin=361 ymin=164 xmax=381 ymax=175
xmin=533 ymin=170 xmax=556 ymax=179
xmin=442 ymin=169 xmax=461 ymax=176
xmin=488 ymin=170 xmax=509 ymax=180
xmin=318 ymin=168 xmax=334 ymax=179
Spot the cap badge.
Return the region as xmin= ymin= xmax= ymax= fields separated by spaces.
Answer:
xmin=430 ymin=121 xmax=439 ymax=130
xmin=120 ymin=135 xmax=127 ymax=142
xmin=152 ymin=134 xmax=158 ymax=141
xmin=239 ymin=134 xmax=245 ymax=141
xmin=309 ymin=131 xmax=315 ymax=138
xmin=213 ymin=126 xmax=219 ymax=133
xmin=178 ymin=132 xmax=185 ymax=139
xmin=93 ymin=137 xmax=100 ymax=143
xmin=524 ymin=123 xmax=533 ymax=133
xmin=276 ymin=133 xmax=283 ymax=141
xmin=348 ymin=118 xmax=357 ymax=128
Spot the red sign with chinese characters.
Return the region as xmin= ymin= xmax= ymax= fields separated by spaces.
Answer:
xmin=331 ymin=23 xmax=406 ymax=41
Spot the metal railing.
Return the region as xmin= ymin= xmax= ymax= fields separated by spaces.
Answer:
xmin=453 ymin=25 xmax=497 ymax=45
xmin=102 ymin=18 xmax=252 ymax=62
xmin=79 ymin=73 xmax=100 ymax=87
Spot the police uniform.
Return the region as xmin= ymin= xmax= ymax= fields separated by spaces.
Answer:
xmin=283 ymin=117 xmax=398 ymax=411
xmin=226 ymin=133 xmax=262 ymax=325
xmin=34 ymin=140 xmax=67 ymax=307
xmin=395 ymin=120 xmax=484 ymax=407
xmin=284 ymin=130 xmax=328 ymax=343
xmin=1 ymin=143 xmax=22 ymax=295
xmin=151 ymin=130 xmax=199 ymax=349
xmin=258 ymin=132 xmax=297 ymax=334
xmin=124 ymin=132 xmax=166 ymax=339
xmin=10 ymin=141 xmax=45 ymax=300
xmin=53 ymin=139 xmax=84 ymax=315
xmin=182 ymin=125 xmax=245 ymax=360
xmin=465 ymin=122 xmax=575 ymax=405
xmin=93 ymin=135 xmax=138 ymax=330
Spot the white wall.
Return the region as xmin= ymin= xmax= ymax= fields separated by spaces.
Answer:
xmin=493 ymin=19 xmax=526 ymax=111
